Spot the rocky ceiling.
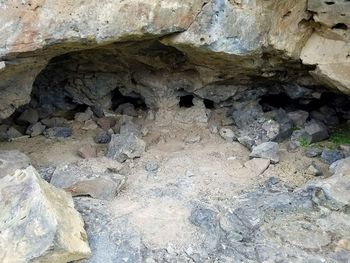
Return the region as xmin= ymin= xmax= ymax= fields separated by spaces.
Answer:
xmin=0 ymin=0 xmax=349 ymax=119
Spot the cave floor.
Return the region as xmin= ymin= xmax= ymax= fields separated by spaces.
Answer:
xmin=2 ymin=114 xmax=349 ymax=262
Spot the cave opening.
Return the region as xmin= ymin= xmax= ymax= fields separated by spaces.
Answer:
xmin=179 ymin=95 xmax=194 ymax=108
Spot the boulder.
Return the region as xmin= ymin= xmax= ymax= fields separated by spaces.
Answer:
xmin=304 ymin=120 xmax=329 ymax=143
xmin=244 ymin=158 xmax=270 ymax=176
xmin=0 ymin=150 xmax=31 ymax=178
xmin=321 ymin=150 xmax=344 ymax=165
xmin=0 ymin=166 xmax=91 ymax=262
xmin=305 ymin=147 xmax=323 ymax=158
xmin=26 ymin=122 xmax=46 ymax=137
xmin=266 ymin=109 xmax=293 ymax=142
xmin=250 ymin=142 xmax=279 ymax=164
xmin=306 ymin=163 xmax=322 ymax=176
xmin=106 ymin=133 xmax=145 ymax=163
xmin=17 ymin=108 xmax=39 ymax=125
xmin=287 ymin=110 xmax=309 ymax=128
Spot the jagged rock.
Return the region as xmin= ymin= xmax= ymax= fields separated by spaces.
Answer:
xmin=250 ymin=142 xmax=279 ymax=164
xmin=82 ymin=120 xmax=98 ymax=131
xmin=288 ymin=110 xmax=309 ymax=128
xmin=231 ymin=101 xmax=264 ymax=128
xmin=321 ymin=149 xmax=344 ymax=165
xmin=106 ymin=133 xmax=146 ymax=162
xmin=78 ymin=144 xmax=97 ymax=159
xmin=262 ymin=120 xmax=280 ymax=141
xmin=44 ymin=127 xmax=73 ymax=139
xmin=290 ymin=129 xmax=312 ymax=146
xmin=304 ymin=120 xmax=329 ymax=143
xmin=97 ymin=117 xmax=117 ymax=131
xmin=6 ymin=126 xmax=23 ymax=140
xmin=0 ymin=166 xmax=91 ymax=262
xmin=17 ymin=108 xmax=39 ymax=125
xmin=75 ymin=108 xmax=94 ymax=122
xmin=219 ymin=127 xmax=236 ymax=142
xmin=265 ymin=109 xmax=293 ymax=142
xmin=305 ymin=147 xmax=323 ymax=158
xmin=237 ymin=136 xmax=256 ymax=150
xmin=311 ymin=106 xmax=339 ymax=126
xmin=0 ymin=150 xmax=31 ymax=178
xmin=51 ymin=159 xmax=125 ymax=200
xmin=26 ymin=122 xmax=46 ymax=137
xmin=94 ymin=130 xmax=111 ymax=144
xmin=306 ymin=163 xmax=322 ymax=176
xmin=244 ymin=158 xmax=270 ymax=176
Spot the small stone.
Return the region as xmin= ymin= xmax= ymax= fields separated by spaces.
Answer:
xmin=306 ymin=163 xmax=322 ymax=176
xmin=250 ymin=142 xmax=279 ymax=164
xmin=244 ymin=158 xmax=270 ymax=176
xmin=184 ymin=134 xmax=201 ymax=144
xmin=304 ymin=120 xmax=329 ymax=143
xmin=26 ymin=122 xmax=46 ymax=137
xmin=97 ymin=117 xmax=116 ymax=131
xmin=44 ymin=127 xmax=73 ymax=139
xmin=75 ymin=108 xmax=93 ymax=122
xmin=219 ymin=127 xmax=236 ymax=142
xmin=17 ymin=108 xmax=39 ymax=125
xmin=321 ymin=149 xmax=344 ymax=165
xmin=82 ymin=120 xmax=98 ymax=130
xmin=94 ymin=131 xmax=111 ymax=144
xmin=90 ymin=105 xmax=105 ymax=118
xmin=145 ymin=161 xmax=159 ymax=172
xmin=288 ymin=110 xmax=309 ymax=128
xmin=305 ymin=147 xmax=323 ymax=158
xmin=106 ymin=133 xmax=146 ymax=162
xmin=78 ymin=144 xmax=97 ymax=159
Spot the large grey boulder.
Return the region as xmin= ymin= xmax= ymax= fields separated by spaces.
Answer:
xmin=107 ymin=133 xmax=146 ymax=163
xmin=0 ymin=166 xmax=91 ymax=262
xmin=250 ymin=142 xmax=279 ymax=164
xmin=0 ymin=150 xmax=31 ymax=178
xmin=304 ymin=120 xmax=329 ymax=143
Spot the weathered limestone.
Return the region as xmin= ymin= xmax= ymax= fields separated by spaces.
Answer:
xmin=0 ymin=0 xmax=348 ymax=118
xmin=0 ymin=166 xmax=91 ymax=262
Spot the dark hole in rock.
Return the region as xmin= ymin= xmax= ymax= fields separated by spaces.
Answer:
xmin=325 ymin=1 xmax=335 ymax=5
xmin=111 ymin=88 xmax=147 ymax=111
xmin=204 ymin=99 xmax=215 ymax=109
xmin=332 ymin=23 xmax=348 ymax=30
xmin=179 ymin=95 xmax=194 ymax=108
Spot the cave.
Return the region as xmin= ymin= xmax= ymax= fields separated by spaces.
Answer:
xmin=0 ymin=1 xmax=350 ymax=260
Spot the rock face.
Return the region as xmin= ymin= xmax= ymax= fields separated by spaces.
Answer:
xmin=0 ymin=166 xmax=91 ymax=262
xmin=0 ymin=0 xmax=349 ymax=119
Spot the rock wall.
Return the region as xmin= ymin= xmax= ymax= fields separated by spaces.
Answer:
xmin=0 ymin=0 xmax=349 ymax=118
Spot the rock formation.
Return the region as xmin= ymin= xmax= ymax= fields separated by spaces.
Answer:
xmin=0 ymin=0 xmax=349 ymax=119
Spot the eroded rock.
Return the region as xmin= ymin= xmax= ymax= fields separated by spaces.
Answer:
xmin=0 ymin=166 xmax=91 ymax=262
